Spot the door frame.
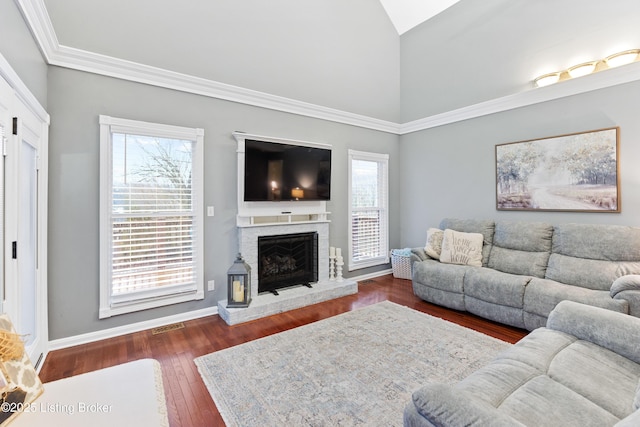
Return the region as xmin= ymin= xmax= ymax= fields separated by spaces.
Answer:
xmin=0 ymin=53 xmax=49 ymax=369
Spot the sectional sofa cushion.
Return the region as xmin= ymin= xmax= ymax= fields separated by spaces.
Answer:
xmin=411 ymin=259 xmax=469 ymax=311
xmin=524 ymin=278 xmax=628 ymax=319
xmin=546 ymin=223 xmax=640 ymax=290
xmin=488 ymin=221 xmax=553 ymax=278
xmin=546 ymin=299 xmax=640 ymax=365
xmin=439 ymin=229 xmax=483 ymax=267
xmin=465 ymin=268 xmax=529 ymax=308
xmin=546 ymin=255 xmax=636 ymax=291
xmin=551 ymin=223 xmax=640 ymax=261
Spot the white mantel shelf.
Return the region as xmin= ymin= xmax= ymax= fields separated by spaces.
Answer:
xmin=236 ymin=212 xmax=331 ymax=228
xmin=218 ymin=280 xmax=357 ymax=325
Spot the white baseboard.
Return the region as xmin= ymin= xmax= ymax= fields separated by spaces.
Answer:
xmin=48 ymin=269 xmax=394 ymax=351
xmin=48 ymin=306 xmax=218 ymax=351
xmin=349 ymin=268 xmax=393 ymax=282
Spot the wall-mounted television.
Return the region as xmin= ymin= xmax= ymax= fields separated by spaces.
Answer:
xmin=244 ymin=139 xmax=331 ymax=202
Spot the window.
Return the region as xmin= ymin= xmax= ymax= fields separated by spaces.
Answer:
xmin=348 ymin=150 xmax=389 ymax=271
xmin=99 ymin=116 xmax=204 ymax=318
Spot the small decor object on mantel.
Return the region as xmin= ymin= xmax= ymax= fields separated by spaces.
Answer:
xmin=227 ymin=253 xmax=252 ymax=308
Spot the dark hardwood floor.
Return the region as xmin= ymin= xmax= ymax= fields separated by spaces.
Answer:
xmin=39 ymin=275 xmax=527 ymax=426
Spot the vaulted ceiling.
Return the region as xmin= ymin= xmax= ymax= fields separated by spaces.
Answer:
xmin=26 ymin=0 xmax=640 ymax=133
xmin=378 ymin=0 xmax=460 ymax=35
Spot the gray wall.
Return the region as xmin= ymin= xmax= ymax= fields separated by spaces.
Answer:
xmin=47 ymin=66 xmax=400 ymax=339
xmin=0 ymin=0 xmax=48 ymax=106
xmin=399 ymin=80 xmax=640 ymax=248
xmin=44 ymin=0 xmax=400 ymax=122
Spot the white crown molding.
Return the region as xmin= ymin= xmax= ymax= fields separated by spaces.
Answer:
xmin=16 ymin=0 xmax=640 ymax=136
xmin=17 ymin=0 xmax=400 ymax=133
xmin=15 ymin=0 xmax=58 ymax=61
xmin=52 ymin=44 xmax=402 ymax=134
xmin=399 ymin=60 xmax=640 ymax=134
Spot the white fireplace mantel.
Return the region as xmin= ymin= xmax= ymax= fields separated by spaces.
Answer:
xmin=219 ymin=132 xmax=356 ymax=326
xmin=218 ymin=218 xmax=356 ymax=325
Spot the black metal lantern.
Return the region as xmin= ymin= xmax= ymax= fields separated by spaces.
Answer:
xmin=227 ymin=253 xmax=252 ymax=308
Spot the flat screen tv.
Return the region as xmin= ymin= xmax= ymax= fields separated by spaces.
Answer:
xmin=244 ymin=139 xmax=331 ymax=202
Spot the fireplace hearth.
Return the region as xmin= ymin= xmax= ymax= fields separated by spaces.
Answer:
xmin=220 ymin=219 xmax=357 ymax=325
xmin=258 ymin=232 xmax=318 ymax=295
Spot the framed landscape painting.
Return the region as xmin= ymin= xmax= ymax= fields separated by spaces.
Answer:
xmin=496 ymin=127 xmax=620 ymax=212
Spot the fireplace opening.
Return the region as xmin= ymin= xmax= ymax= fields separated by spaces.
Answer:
xmin=258 ymin=232 xmax=318 ymax=295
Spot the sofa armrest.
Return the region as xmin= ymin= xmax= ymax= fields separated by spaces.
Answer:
xmin=613 ymin=290 xmax=640 ymax=317
xmin=611 ymin=275 xmax=640 ymax=296
xmin=410 ymin=247 xmax=429 ymax=264
xmin=406 ymin=383 xmax=525 ymax=427
xmin=611 ymin=275 xmax=640 ymax=317
xmin=547 ymin=300 xmax=640 ymax=365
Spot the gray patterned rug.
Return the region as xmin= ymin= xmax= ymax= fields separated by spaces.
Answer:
xmin=195 ymin=301 xmax=511 ymax=426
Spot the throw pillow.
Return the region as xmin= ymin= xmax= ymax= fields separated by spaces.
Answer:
xmin=439 ymin=229 xmax=484 ymax=267
xmin=0 ymin=315 xmax=44 ymax=426
xmin=425 ymin=228 xmax=444 ymax=259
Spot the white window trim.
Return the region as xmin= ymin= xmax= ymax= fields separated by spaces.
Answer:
xmin=98 ymin=115 xmax=204 ymax=319
xmin=347 ymin=149 xmax=389 ymax=271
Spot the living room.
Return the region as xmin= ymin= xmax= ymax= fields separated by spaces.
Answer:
xmin=2 ymin=0 xmax=640 ymax=425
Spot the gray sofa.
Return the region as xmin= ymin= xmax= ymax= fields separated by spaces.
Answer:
xmin=404 ymin=300 xmax=640 ymax=426
xmin=411 ymin=218 xmax=640 ymax=330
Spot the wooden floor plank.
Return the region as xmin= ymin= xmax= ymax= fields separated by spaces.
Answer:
xmin=39 ymin=275 xmax=527 ymax=426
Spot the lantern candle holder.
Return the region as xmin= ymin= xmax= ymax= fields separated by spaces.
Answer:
xmin=227 ymin=253 xmax=252 ymax=308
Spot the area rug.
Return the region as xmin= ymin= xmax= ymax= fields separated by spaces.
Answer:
xmin=195 ymin=301 xmax=511 ymax=426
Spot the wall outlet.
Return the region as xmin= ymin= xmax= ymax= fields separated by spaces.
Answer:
xmin=207 ymin=206 xmax=215 ymax=216
xmin=207 ymin=280 xmax=215 ymax=291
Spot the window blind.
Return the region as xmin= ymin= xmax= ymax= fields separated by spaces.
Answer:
xmin=348 ymin=151 xmax=389 ymax=270
xmin=110 ymin=133 xmax=196 ymax=303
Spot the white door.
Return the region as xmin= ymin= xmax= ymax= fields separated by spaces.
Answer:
xmin=1 ymin=74 xmax=48 ymax=368
xmin=17 ymin=133 xmax=38 ymax=352
xmin=0 ymin=77 xmax=10 ymax=316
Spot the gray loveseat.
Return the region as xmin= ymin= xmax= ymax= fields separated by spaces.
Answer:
xmin=404 ymin=300 xmax=640 ymax=426
xmin=411 ymin=218 xmax=640 ymax=330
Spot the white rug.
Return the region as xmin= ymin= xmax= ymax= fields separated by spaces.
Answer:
xmin=195 ymin=301 xmax=511 ymax=426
